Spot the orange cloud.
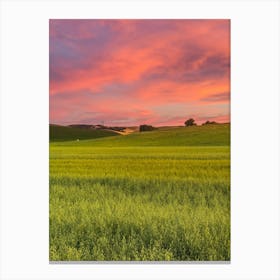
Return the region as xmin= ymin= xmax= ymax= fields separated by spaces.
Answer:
xmin=50 ymin=19 xmax=230 ymax=126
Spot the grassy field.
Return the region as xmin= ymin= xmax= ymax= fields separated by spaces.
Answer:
xmin=50 ymin=124 xmax=119 ymax=142
xmin=49 ymin=124 xmax=230 ymax=261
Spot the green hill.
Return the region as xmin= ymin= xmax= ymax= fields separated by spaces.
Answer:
xmin=49 ymin=124 xmax=120 ymax=142
xmin=53 ymin=123 xmax=230 ymax=146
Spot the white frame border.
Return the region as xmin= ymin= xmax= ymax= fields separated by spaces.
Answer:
xmin=1 ymin=0 xmax=279 ymax=279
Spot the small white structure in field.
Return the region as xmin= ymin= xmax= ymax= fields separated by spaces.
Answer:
xmin=77 ymin=139 xmax=79 ymax=142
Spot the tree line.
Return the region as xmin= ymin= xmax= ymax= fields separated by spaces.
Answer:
xmin=139 ymin=119 xmax=218 ymax=132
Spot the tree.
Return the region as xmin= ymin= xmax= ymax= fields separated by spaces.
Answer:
xmin=184 ymin=118 xmax=196 ymax=127
xmin=139 ymin=124 xmax=156 ymax=132
xmin=202 ymin=120 xmax=217 ymax=126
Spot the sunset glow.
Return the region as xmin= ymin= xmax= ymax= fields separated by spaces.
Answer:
xmin=50 ymin=19 xmax=230 ymax=126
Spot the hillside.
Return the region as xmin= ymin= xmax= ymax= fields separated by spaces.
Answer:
xmin=49 ymin=124 xmax=120 ymax=142
xmin=52 ymin=123 xmax=230 ymax=146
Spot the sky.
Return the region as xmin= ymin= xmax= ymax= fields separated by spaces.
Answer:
xmin=50 ymin=19 xmax=230 ymax=126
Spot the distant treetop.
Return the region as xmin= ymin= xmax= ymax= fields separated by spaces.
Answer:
xmin=139 ymin=124 xmax=156 ymax=132
xmin=202 ymin=120 xmax=217 ymax=125
xmin=184 ymin=118 xmax=197 ymax=127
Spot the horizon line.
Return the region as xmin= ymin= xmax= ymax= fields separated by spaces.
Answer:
xmin=50 ymin=122 xmax=231 ymax=127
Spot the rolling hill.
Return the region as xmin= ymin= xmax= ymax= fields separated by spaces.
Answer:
xmin=51 ymin=123 xmax=230 ymax=146
xmin=49 ymin=124 xmax=120 ymax=142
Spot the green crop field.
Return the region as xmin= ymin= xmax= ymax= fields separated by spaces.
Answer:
xmin=49 ymin=124 xmax=230 ymax=261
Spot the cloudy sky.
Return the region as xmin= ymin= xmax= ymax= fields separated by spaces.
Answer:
xmin=50 ymin=19 xmax=230 ymax=126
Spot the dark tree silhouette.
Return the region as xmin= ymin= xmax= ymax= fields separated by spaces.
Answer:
xmin=139 ymin=124 xmax=156 ymax=132
xmin=202 ymin=120 xmax=217 ymax=125
xmin=184 ymin=118 xmax=196 ymax=127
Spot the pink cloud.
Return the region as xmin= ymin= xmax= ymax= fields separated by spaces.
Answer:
xmin=50 ymin=19 xmax=230 ymax=126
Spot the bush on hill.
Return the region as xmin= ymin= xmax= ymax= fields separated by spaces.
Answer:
xmin=202 ymin=120 xmax=217 ymax=125
xmin=184 ymin=118 xmax=197 ymax=127
xmin=139 ymin=124 xmax=156 ymax=132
